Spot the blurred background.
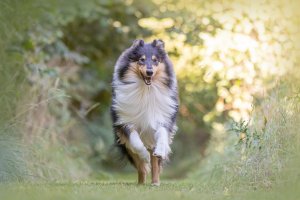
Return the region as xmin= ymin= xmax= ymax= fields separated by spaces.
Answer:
xmin=0 ymin=0 xmax=299 ymax=191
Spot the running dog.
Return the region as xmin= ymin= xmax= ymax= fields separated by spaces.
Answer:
xmin=110 ymin=39 xmax=178 ymax=186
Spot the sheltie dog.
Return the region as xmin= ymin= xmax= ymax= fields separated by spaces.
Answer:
xmin=110 ymin=39 xmax=178 ymax=186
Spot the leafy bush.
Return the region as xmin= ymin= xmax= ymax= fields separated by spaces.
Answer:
xmin=191 ymin=75 xmax=300 ymax=191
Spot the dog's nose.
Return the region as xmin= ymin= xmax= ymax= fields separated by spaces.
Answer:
xmin=146 ymin=70 xmax=153 ymax=76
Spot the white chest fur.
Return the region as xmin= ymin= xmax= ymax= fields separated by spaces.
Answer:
xmin=113 ymin=79 xmax=176 ymax=148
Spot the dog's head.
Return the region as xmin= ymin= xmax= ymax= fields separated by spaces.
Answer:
xmin=125 ymin=39 xmax=167 ymax=85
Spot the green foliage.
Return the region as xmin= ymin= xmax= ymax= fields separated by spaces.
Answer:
xmin=12 ymin=0 xmax=157 ymax=180
xmin=230 ymin=120 xmax=262 ymax=149
xmin=191 ymin=78 xmax=300 ymax=190
xmin=0 ymin=0 xmax=45 ymax=182
xmin=136 ymin=0 xmax=300 ymax=162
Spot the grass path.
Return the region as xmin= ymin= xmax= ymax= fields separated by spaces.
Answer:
xmin=1 ymin=177 xmax=299 ymax=200
xmin=1 ymin=181 xmax=223 ymax=200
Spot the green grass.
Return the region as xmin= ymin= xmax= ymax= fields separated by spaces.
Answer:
xmin=1 ymin=174 xmax=299 ymax=200
xmin=2 ymin=181 xmax=210 ymax=200
xmin=0 ymin=180 xmax=256 ymax=200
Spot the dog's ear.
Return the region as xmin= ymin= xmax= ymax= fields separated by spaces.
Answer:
xmin=132 ymin=39 xmax=144 ymax=48
xmin=151 ymin=39 xmax=165 ymax=49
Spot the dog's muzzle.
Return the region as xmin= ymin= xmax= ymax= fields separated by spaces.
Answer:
xmin=141 ymin=72 xmax=152 ymax=85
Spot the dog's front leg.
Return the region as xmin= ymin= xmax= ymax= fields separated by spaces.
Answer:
xmin=150 ymin=151 xmax=161 ymax=186
xmin=152 ymin=127 xmax=171 ymax=186
xmin=153 ymin=127 xmax=171 ymax=159
xmin=126 ymin=130 xmax=150 ymax=163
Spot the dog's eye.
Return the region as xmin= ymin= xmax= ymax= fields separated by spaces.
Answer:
xmin=152 ymin=58 xmax=159 ymax=65
xmin=139 ymin=57 xmax=145 ymax=63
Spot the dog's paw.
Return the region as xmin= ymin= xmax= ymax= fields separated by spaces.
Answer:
xmin=153 ymin=143 xmax=171 ymax=159
xmin=151 ymin=182 xmax=160 ymax=186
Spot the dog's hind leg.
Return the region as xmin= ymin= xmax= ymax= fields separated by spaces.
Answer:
xmin=137 ymin=161 xmax=149 ymax=184
xmin=125 ymin=130 xmax=151 ymax=184
xmin=117 ymin=127 xmax=150 ymax=184
xmin=127 ymin=149 xmax=150 ymax=184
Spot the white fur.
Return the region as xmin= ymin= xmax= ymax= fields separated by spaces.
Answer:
xmin=153 ymin=127 xmax=171 ymax=159
xmin=112 ymin=69 xmax=177 ymax=156
xmin=126 ymin=130 xmax=150 ymax=162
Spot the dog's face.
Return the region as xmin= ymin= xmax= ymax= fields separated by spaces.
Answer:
xmin=127 ymin=39 xmax=167 ymax=85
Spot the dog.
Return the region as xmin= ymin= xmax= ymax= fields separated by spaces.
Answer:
xmin=110 ymin=39 xmax=178 ymax=186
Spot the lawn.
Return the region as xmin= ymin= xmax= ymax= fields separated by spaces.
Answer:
xmin=1 ymin=173 xmax=300 ymax=200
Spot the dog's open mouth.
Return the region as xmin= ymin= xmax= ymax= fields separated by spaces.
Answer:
xmin=141 ymin=73 xmax=152 ymax=85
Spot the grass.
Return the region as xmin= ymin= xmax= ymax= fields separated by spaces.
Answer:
xmin=1 ymin=181 xmax=211 ymax=200
xmin=0 ymin=180 xmax=262 ymax=200
xmin=1 ymin=172 xmax=299 ymax=200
